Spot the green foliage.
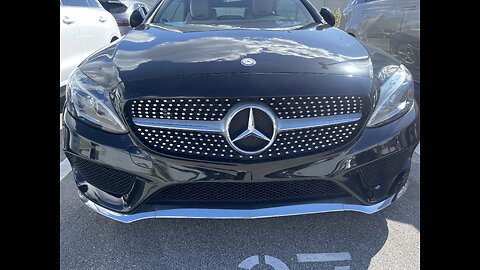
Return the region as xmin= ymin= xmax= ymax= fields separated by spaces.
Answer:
xmin=332 ymin=7 xmax=342 ymax=28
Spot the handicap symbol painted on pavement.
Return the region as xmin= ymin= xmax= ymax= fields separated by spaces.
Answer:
xmin=238 ymin=252 xmax=351 ymax=269
xmin=238 ymin=255 xmax=289 ymax=270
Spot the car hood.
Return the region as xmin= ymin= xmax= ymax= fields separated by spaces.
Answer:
xmin=80 ymin=25 xmax=373 ymax=87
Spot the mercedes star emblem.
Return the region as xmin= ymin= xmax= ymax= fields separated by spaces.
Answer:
xmin=241 ymin=58 xmax=256 ymax=67
xmin=225 ymin=103 xmax=277 ymax=155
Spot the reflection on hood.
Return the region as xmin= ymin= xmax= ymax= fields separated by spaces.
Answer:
xmin=122 ymin=31 xmax=157 ymax=43
xmin=115 ymin=36 xmax=367 ymax=71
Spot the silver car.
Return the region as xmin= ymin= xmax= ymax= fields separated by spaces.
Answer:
xmin=99 ymin=0 xmax=150 ymax=35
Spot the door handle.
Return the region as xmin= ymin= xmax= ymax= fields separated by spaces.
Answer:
xmin=99 ymin=16 xmax=107 ymax=22
xmin=403 ymin=6 xmax=417 ymax=11
xmin=62 ymin=16 xmax=75 ymax=24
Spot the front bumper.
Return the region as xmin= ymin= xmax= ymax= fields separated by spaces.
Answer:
xmin=80 ymin=190 xmax=403 ymax=223
xmin=63 ymin=103 xmax=419 ymax=222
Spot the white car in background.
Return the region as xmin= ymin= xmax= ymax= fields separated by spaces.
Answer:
xmin=99 ymin=0 xmax=150 ymax=36
xmin=60 ymin=0 xmax=121 ymax=97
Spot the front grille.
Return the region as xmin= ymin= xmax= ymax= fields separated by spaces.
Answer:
xmin=269 ymin=96 xmax=363 ymax=119
xmin=133 ymin=122 xmax=360 ymax=161
xmin=129 ymin=98 xmax=237 ymax=121
xmin=126 ymin=95 xmax=368 ymax=162
xmin=128 ymin=95 xmax=364 ymax=120
xmin=360 ymin=149 xmax=412 ymax=186
xmin=148 ymin=179 xmax=348 ymax=207
xmin=67 ymin=153 xmax=136 ymax=196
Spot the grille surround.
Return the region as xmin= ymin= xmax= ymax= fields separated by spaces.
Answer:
xmin=67 ymin=153 xmax=136 ymax=196
xmin=147 ymin=179 xmax=349 ymax=208
xmin=126 ymin=95 xmax=369 ymax=162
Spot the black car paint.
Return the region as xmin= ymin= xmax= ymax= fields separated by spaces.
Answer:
xmin=80 ymin=26 xmax=372 ymax=89
xmin=64 ymin=6 xmax=419 ymax=215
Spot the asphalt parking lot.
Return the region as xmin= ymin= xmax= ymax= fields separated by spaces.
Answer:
xmin=60 ymin=113 xmax=420 ymax=270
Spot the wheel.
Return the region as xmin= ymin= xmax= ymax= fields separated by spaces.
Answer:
xmin=396 ymin=43 xmax=417 ymax=65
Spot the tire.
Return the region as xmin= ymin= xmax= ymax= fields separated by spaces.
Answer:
xmin=396 ymin=43 xmax=418 ymax=66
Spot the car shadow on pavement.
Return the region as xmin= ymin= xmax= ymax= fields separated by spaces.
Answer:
xmin=60 ymin=154 xmax=419 ymax=270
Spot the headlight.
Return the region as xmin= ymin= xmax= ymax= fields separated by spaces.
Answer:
xmin=366 ymin=64 xmax=415 ymax=127
xmin=66 ymin=69 xmax=127 ymax=134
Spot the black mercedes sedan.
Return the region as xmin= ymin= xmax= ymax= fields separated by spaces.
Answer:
xmin=62 ymin=0 xmax=419 ymax=223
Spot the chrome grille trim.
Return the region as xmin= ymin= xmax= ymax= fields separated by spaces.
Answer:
xmin=132 ymin=118 xmax=223 ymax=133
xmin=277 ymin=113 xmax=362 ymax=131
xmin=132 ymin=113 xmax=362 ymax=133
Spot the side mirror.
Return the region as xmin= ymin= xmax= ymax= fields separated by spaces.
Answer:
xmin=130 ymin=8 xmax=146 ymax=28
xmin=320 ymin=7 xmax=336 ymax=27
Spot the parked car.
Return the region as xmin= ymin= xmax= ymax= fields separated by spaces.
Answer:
xmin=63 ymin=0 xmax=419 ymax=223
xmin=60 ymin=0 xmax=121 ymax=98
xmin=340 ymin=0 xmax=419 ymax=102
xmin=99 ymin=0 xmax=151 ymax=35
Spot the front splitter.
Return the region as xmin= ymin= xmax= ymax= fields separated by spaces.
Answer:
xmin=79 ymin=186 xmax=405 ymax=223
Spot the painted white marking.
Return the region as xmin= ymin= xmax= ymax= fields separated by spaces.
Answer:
xmin=335 ymin=266 xmax=350 ymax=270
xmin=238 ymin=255 xmax=289 ymax=270
xmin=60 ymin=113 xmax=63 ymax=130
xmin=415 ymin=144 xmax=420 ymax=155
xmin=296 ymin=252 xmax=351 ymax=262
xmin=60 ymin=158 xmax=72 ymax=181
xmin=264 ymin=255 xmax=289 ymax=270
xmin=238 ymin=255 xmax=259 ymax=269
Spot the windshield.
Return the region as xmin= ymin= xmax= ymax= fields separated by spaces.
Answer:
xmin=151 ymin=0 xmax=316 ymax=32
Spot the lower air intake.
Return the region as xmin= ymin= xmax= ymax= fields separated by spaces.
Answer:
xmin=67 ymin=153 xmax=136 ymax=197
xmin=148 ymin=179 xmax=349 ymax=207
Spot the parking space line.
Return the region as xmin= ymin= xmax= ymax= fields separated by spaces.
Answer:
xmin=334 ymin=266 xmax=350 ymax=270
xmin=296 ymin=252 xmax=351 ymax=262
xmin=60 ymin=113 xmax=63 ymax=130
xmin=60 ymin=158 xmax=72 ymax=181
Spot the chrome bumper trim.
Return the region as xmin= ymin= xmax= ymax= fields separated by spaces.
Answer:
xmin=79 ymin=189 xmax=402 ymax=223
